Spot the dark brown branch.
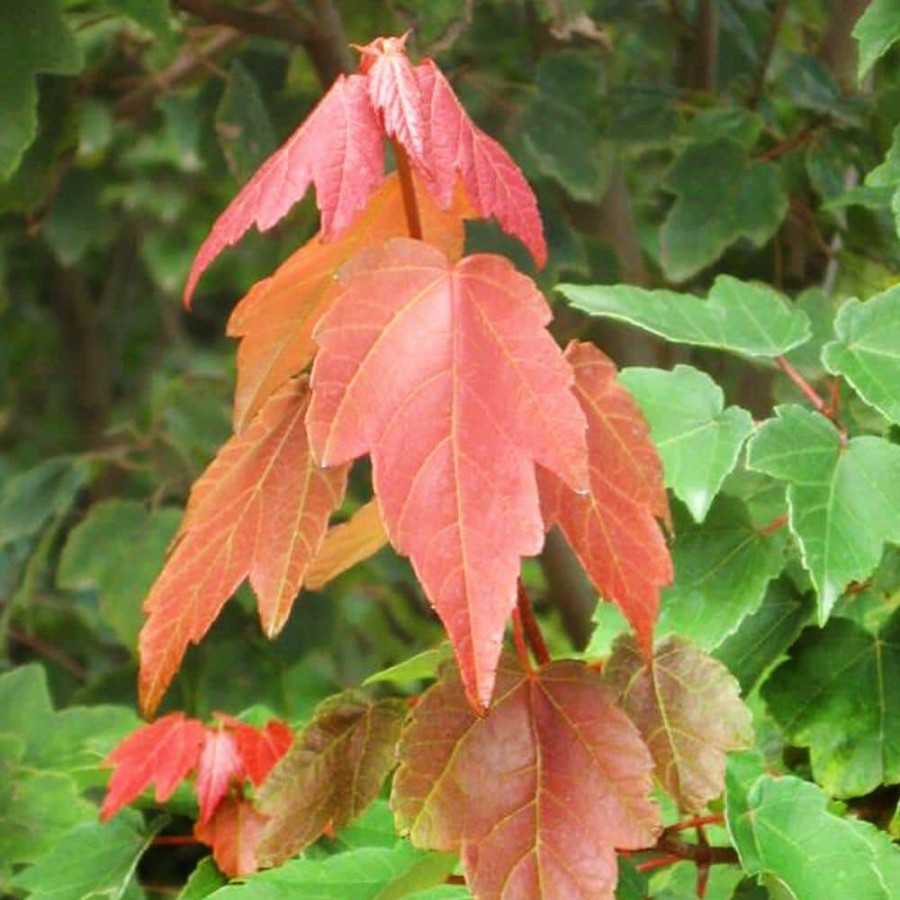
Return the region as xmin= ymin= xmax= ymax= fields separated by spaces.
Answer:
xmin=655 ymin=834 xmax=739 ymax=867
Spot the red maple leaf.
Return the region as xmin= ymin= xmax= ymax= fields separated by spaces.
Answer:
xmin=194 ymin=796 xmax=269 ymax=878
xmin=184 ymin=34 xmax=543 ymax=305
xmin=306 ymin=238 xmax=588 ymax=708
xmin=139 ymin=378 xmax=348 ymax=715
xmin=195 ymin=727 xmax=244 ymax=825
xmin=184 ymin=73 xmax=383 ymax=303
xmin=100 ymin=713 xmax=205 ymax=821
xmin=538 ymin=342 xmax=672 ymax=656
xmin=219 ymin=716 xmax=294 ymax=786
xmin=227 ymin=171 xmax=468 ymax=432
xmin=393 ymin=657 xmax=661 ymax=899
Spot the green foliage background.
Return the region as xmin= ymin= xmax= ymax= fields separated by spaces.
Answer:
xmin=2 ymin=1 xmax=900 ymax=897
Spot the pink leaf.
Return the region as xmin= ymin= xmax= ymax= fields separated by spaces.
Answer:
xmin=195 ymin=728 xmax=244 ymax=825
xmin=184 ymin=74 xmax=384 ymax=304
xmin=413 ymin=59 xmax=547 ymax=268
xmin=307 ymin=239 xmax=587 ymax=708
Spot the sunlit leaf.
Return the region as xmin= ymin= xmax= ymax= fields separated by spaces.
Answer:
xmin=823 ymin=288 xmax=900 ymax=425
xmin=747 ymin=405 xmax=900 ymax=622
xmin=307 ymin=239 xmax=588 ymax=708
xmin=558 ymin=276 xmax=810 ymax=357
xmin=619 ymin=366 xmax=754 ymax=522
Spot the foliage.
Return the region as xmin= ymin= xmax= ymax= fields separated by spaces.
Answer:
xmin=3 ymin=1 xmax=900 ymax=898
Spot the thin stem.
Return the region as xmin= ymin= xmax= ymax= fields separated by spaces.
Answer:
xmin=516 ymin=580 xmax=551 ymax=666
xmin=636 ymin=854 xmax=682 ymax=873
xmin=775 ymin=356 xmax=828 ymax=413
xmin=391 ymin=140 xmax=424 ymax=240
xmin=665 ymin=814 xmax=724 ymax=834
xmin=511 ymin=608 xmax=533 ymax=672
xmin=152 ymin=835 xmax=201 ymax=846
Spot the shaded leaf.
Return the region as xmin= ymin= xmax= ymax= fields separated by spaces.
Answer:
xmin=228 ymin=172 xmax=467 ymax=432
xmin=0 ymin=457 xmax=92 ymax=547
xmin=605 ymin=635 xmax=753 ymax=812
xmin=619 ymin=366 xmax=754 ymax=522
xmin=216 ymin=61 xmax=277 ymax=184
xmin=538 ymin=342 xmax=671 ymax=657
xmin=100 ymin=712 xmax=206 ymax=820
xmin=196 ymin=729 xmax=244 ymax=825
xmin=392 ymin=657 xmax=660 ymax=900
xmin=558 ymin=276 xmax=810 ymax=358
xmin=522 ymin=53 xmax=610 ymax=201
xmin=660 ymin=140 xmax=787 ymax=281
xmin=256 ymin=694 xmax=406 ymax=865
xmin=0 ymin=754 xmax=95 ymax=869
xmin=195 ymin=797 xmax=269 ymax=879
xmin=713 ymin=578 xmax=813 ymax=693
xmin=761 ymin=611 xmax=900 ymax=797
xmin=853 ymin=0 xmax=900 ymax=78
xmin=0 ymin=0 xmax=82 ymax=177
xmin=823 ymin=288 xmax=900 ymax=425
xmin=657 ymin=496 xmax=786 ymax=650
xmin=307 ymin=239 xmax=587 ymax=708
xmin=139 ymin=379 xmax=348 ymax=715
xmin=57 ymin=500 xmax=181 ymax=649
xmin=726 ymin=768 xmax=900 ymax=898
xmin=747 ymin=405 xmax=900 ymax=621
xmin=184 ymin=73 xmax=383 ymax=302
xmin=10 ymin=809 xmax=157 ymax=900
xmin=305 ymin=500 xmax=389 ymax=591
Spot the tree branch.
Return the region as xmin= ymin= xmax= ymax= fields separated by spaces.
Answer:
xmin=171 ymin=0 xmax=314 ymax=45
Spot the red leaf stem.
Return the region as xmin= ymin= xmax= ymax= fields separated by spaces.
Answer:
xmin=775 ymin=355 xmax=827 ymax=413
xmin=516 ymin=579 xmax=551 ymax=666
xmin=391 ymin=139 xmax=423 ymax=240
xmin=511 ymin=607 xmax=534 ymax=673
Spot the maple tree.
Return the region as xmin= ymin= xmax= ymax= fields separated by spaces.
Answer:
xmin=7 ymin=2 xmax=900 ymax=899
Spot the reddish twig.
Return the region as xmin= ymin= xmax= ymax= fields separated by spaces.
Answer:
xmin=152 ymin=835 xmax=201 ymax=846
xmin=636 ymin=853 xmax=683 ymax=873
xmin=391 ymin=140 xmax=424 ymax=240
xmin=516 ymin=579 xmax=551 ymax=666
xmin=665 ymin=814 xmax=724 ymax=834
xmin=775 ymin=356 xmax=848 ymax=443
xmin=511 ymin=607 xmax=534 ymax=673
xmin=776 ymin=355 xmax=828 ymax=413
